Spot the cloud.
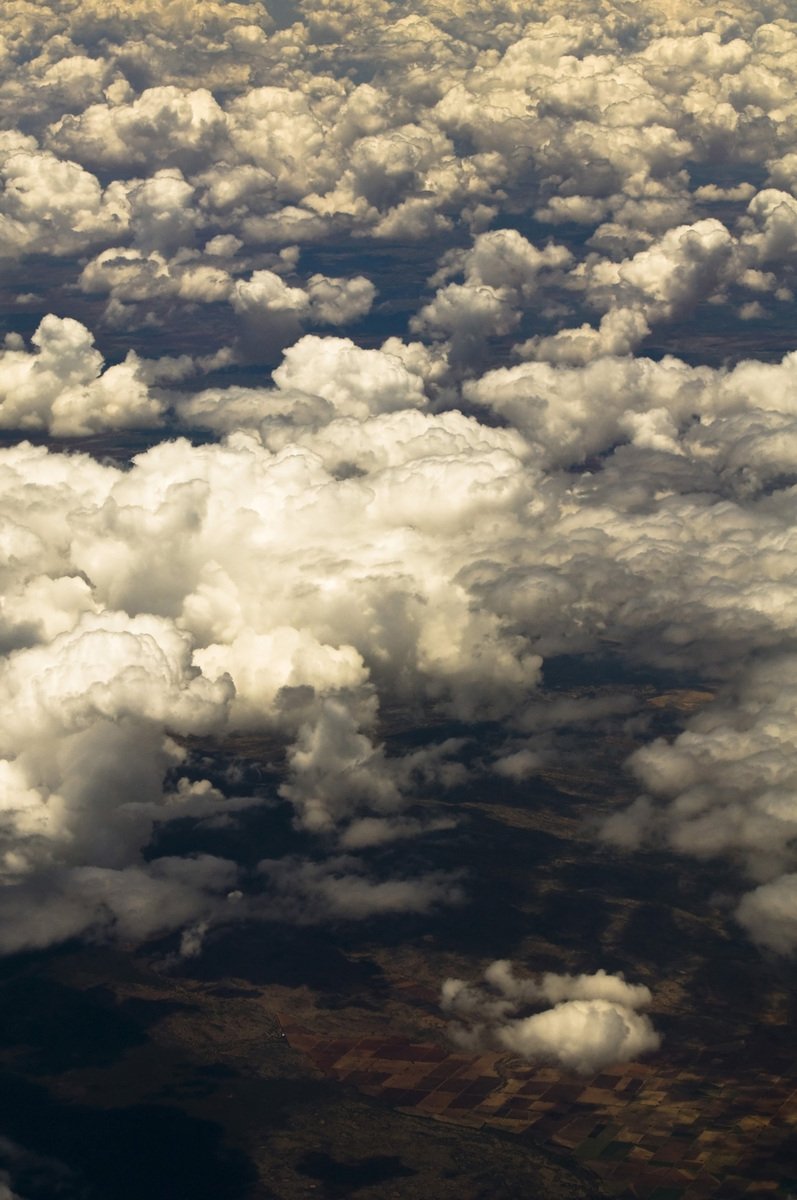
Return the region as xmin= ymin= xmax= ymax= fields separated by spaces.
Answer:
xmin=492 ymin=748 xmax=545 ymax=780
xmin=127 ymin=169 xmax=199 ymax=253
xmin=259 ymin=854 xmax=465 ymax=922
xmin=304 ymin=273 xmax=376 ymax=325
xmin=412 ymin=230 xmax=571 ymax=361
xmin=5 ymin=0 xmax=797 ymax=970
xmin=3 ymin=311 xmax=797 ymax=945
xmin=0 ymin=316 xmax=163 ymax=435
xmin=0 ymin=612 xmax=232 ymax=869
xmin=231 ymin=270 xmax=375 ymax=353
xmin=0 ymin=857 xmax=241 ymax=955
xmin=737 ymin=874 xmax=797 ymax=955
xmin=493 ymin=1000 xmax=662 ymax=1075
xmin=78 ymin=244 xmax=373 ymax=341
xmin=0 ymin=355 xmax=540 ymax=945
xmin=741 ymin=189 xmax=797 ymax=266
xmin=47 ymin=86 xmax=229 ymax=172
xmin=441 ymin=961 xmax=661 ymax=1074
xmin=338 ymin=814 xmax=457 ymax=849
xmin=603 ymin=655 xmax=797 ymax=952
xmin=0 ymin=561 xmax=252 ymax=952
xmin=0 ymin=135 xmax=130 ymax=259
xmin=270 ymin=335 xmax=426 ymax=419
xmin=516 ymin=307 xmax=652 ymax=365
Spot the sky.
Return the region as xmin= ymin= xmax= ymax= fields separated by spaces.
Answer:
xmin=2 ymin=0 xmax=797 ymax=1080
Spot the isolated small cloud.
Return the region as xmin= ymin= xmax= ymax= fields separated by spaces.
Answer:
xmin=442 ymin=961 xmax=661 ymax=1074
xmin=494 ymin=999 xmax=661 ymax=1075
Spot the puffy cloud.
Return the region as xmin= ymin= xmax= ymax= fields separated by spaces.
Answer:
xmin=66 ymin=0 xmax=274 ymax=49
xmin=1 ymin=610 xmax=229 ymax=751
xmin=3 ymin=0 xmax=795 ymax=318
xmin=444 ymin=229 xmax=572 ymax=296
xmin=0 ymin=135 xmax=129 ymax=259
xmin=0 ymin=316 xmax=163 ymax=435
xmin=0 ymin=353 xmax=539 ymax=944
xmin=0 ymin=595 xmax=242 ymax=952
xmin=0 ymin=506 xmax=308 ymax=966
xmin=78 ymin=248 xmax=373 ymax=341
xmin=492 ymin=747 xmax=545 ymax=780
xmin=741 ymin=188 xmax=797 ymax=266
xmin=0 ymin=612 xmax=231 ymax=861
xmin=304 ymin=273 xmax=376 ymax=325
xmin=47 ymin=85 xmax=229 ymax=171
xmin=517 ymin=307 xmax=652 ymax=365
xmin=225 ymin=86 xmax=338 ymax=201
xmin=78 ymin=245 xmax=236 ymax=329
xmin=481 ymin=960 xmax=655 ymax=1009
xmin=494 ymin=1000 xmax=662 ymax=1075
xmin=231 ymin=269 xmax=375 ymax=344
xmin=194 ymin=629 xmax=368 ymax=731
xmin=441 ymin=961 xmax=660 ymax=1074
xmin=412 ymin=230 xmax=571 ymax=360
xmin=464 ymin=352 xmax=703 ymax=468
xmin=8 ymin=313 xmax=797 ymax=957
xmin=411 ymin=281 xmax=521 ymax=354
xmin=610 ymin=219 xmax=738 ymax=312
xmin=270 ymin=334 xmax=426 ymax=419
xmin=231 ymin=269 xmax=312 ymax=320
xmin=278 ymin=698 xmax=403 ymax=833
xmin=127 ymin=168 xmax=198 ymax=253
xmin=230 ymin=268 xmax=313 ymax=354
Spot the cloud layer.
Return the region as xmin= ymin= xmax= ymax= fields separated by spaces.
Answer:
xmin=1 ymin=0 xmax=797 ymax=969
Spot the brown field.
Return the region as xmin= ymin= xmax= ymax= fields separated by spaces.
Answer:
xmin=279 ymin=1015 xmax=797 ymax=1198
